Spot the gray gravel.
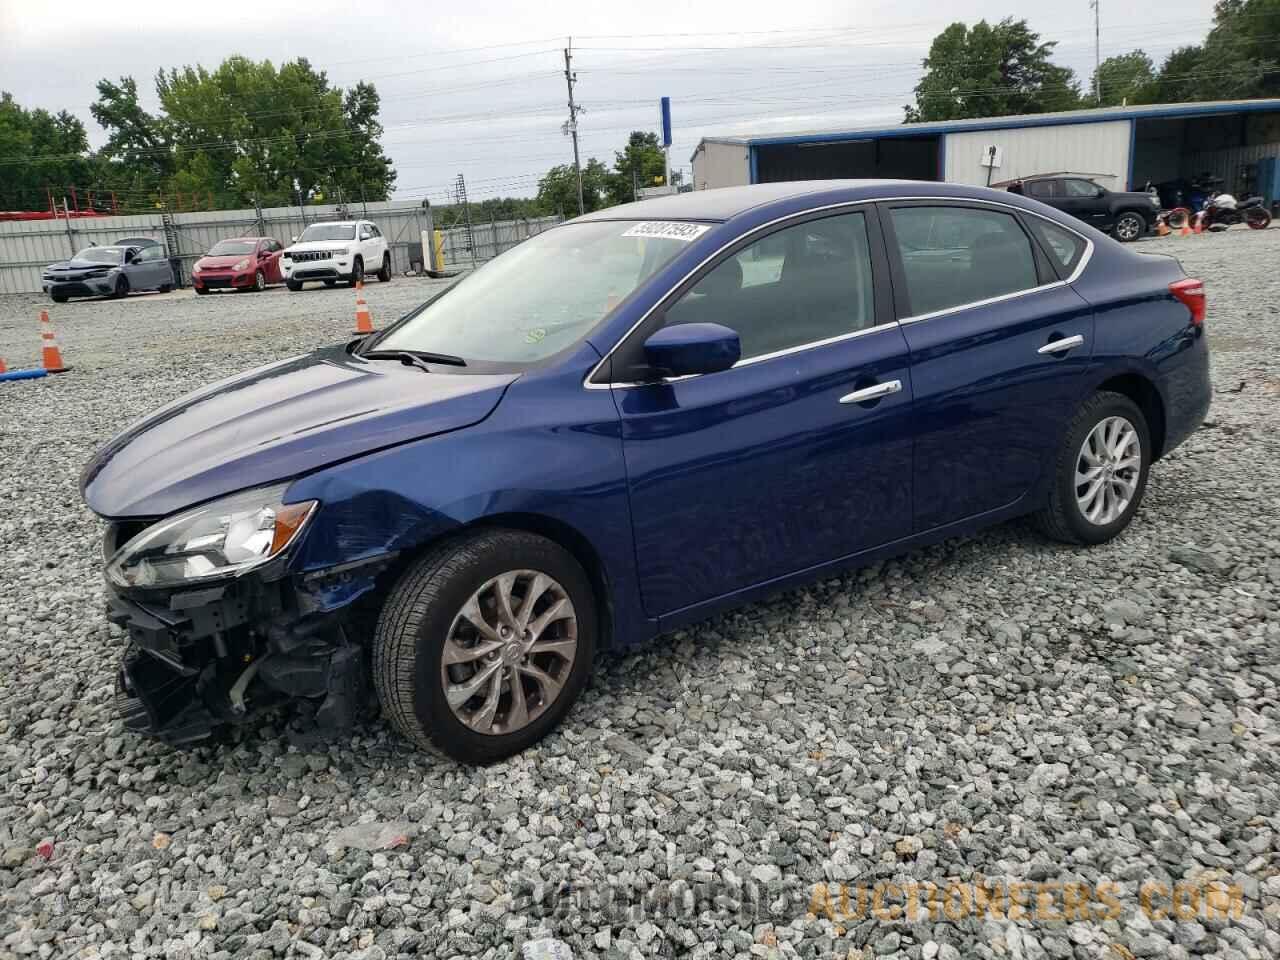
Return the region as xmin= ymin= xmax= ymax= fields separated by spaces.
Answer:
xmin=1 ymin=232 xmax=1278 ymax=960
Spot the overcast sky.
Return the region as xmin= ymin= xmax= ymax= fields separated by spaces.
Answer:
xmin=0 ymin=0 xmax=1217 ymax=204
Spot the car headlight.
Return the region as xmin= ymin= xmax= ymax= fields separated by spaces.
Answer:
xmin=234 ymin=258 xmax=251 ymax=271
xmin=106 ymin=484 xmax=317 ymax=588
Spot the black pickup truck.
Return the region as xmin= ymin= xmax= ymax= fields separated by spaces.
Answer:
xmin=1006 ymin=175 xmax=1161 ymax=242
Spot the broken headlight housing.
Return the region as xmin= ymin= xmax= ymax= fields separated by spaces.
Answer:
xmin=106 ymin=484 xmax=317 ymax=589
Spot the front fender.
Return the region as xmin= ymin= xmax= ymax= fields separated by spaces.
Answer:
xmin=283 ymin=346 xmax=653 ymax=649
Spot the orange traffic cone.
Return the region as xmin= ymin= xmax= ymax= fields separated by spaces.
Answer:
xmin=39 ymin=310 xmax=71 ymax=373
xmin=352 ymin=282 xmax=376 ymax=335
xmin=0 ymin=358 xmax=6 ymax=373
xmin=1179 ymin=222 xmax=1191 ymax=237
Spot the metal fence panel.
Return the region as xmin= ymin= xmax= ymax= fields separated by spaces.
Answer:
xmin=0 ymin=204 xmax=563 ymax=294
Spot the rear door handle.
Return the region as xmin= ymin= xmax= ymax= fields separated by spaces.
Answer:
xmin=840 ymin=379 xmax=902 ymax=404
xmin=1038 ymin=334 xmax=1085 ymax=355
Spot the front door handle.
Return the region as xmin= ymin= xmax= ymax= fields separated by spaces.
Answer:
xmin=1038 ymin=334 xmax=1085 ymax=355
xmin=840 ymin=379 xmax=902 ymax=404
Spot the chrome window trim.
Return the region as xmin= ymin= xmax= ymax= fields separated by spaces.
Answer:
xmin=583 ymin=194 xmax=1094 ymax=390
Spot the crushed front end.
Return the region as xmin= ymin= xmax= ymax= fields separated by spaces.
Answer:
xmin=99 ymin=492 xmax=396 ymax=747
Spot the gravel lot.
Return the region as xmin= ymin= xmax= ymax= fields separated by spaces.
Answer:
xmin=1 ymin=233 xmax=1278 ymax=960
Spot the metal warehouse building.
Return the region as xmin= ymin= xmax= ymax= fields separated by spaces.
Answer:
xmin=691 ymin=99 xmax=1280 ymax=201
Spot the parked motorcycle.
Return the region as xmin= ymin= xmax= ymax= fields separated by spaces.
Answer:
xmin=1194 ymin=191 xmax=1272 ymax=231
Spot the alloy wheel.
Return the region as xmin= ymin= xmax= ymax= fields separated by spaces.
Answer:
xmin=1115 ymin=215 xmax=1142 ymax=241
xmin=439 ymin=570 xmax=578 ymax=735
xmin=1075 ymin=416 xmax=1141 ymax=525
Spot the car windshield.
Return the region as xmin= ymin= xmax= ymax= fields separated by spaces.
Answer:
xmin=298 ymin=224 xmax=355 ymax=242
xmin=76 ymin=247 xmax=122 ymax=264
xmin=208 ymin=240 xmax=257 ymax=256
xmin=371 ymin=221 xmax=694 ymax=364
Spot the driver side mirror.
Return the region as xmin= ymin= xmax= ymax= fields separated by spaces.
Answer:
xmin=642 ymin=322 xmax=741 ymax=378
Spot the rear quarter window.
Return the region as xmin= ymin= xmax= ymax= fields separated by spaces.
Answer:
xmin=1026 ymin=218 xmax=1088 ymax=276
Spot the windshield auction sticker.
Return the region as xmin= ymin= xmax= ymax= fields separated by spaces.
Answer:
xmin=621 ymin=221 xmax=711 ymax=242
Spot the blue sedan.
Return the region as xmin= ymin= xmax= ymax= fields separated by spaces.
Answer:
xmin=82 ymin=180 xmax=1210 ymax=762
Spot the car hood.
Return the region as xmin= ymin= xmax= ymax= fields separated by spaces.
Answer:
xmin=81 ymin=343 xmax=517 ymax=518
xmin=45 ymin=258 xmax=117 ymax=273
xmin=286 ymin=239 xmax=354 ymax=253
xmin=198 ymin=254 xmax=251 ymax=269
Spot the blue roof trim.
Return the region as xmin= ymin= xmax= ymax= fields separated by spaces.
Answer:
xmin=726 ymin=99 xmax=1280 ymax=148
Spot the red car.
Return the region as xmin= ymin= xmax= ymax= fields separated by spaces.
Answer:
xmin=192 ymin=237 xmax=285 ymax=293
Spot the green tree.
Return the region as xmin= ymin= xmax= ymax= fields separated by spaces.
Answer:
xmin=905 ymin=18 xmax=1082 ymax=122
xmin=0 ymin=92 xmax=94 ymax=211
xmin=90 ymin=55 xmax=395 ymax=211
xmin=536 ymin=159 xmax=611 ymax=215
xmin=1091 ymin=51 xmax=1156 ymax=106
xmin=1148 ymin=46 xmax=1208 ymax=103
xmin=605 ymin=130 xmax=668 ymax=206
xmin=1194 ymin=0 xmax=1280 ymax=99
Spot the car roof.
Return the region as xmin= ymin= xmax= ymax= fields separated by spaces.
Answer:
xmin=114 ymin=236 xmax=162 ymax=247
xmin=574 ymin=179 xmax=1051 ymax=223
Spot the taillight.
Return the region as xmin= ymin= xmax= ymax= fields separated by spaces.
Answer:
xmin=1170 ymin=278 xmax=1205 ymax=326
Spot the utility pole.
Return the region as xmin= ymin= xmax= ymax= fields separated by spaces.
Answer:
xmin=1091 ymin=0 xmax=1101 ymax=104
xmin=562 ymin=40 xmax=585 ymax=216
xmin=456 ymin=173 xmax=477 ymax=269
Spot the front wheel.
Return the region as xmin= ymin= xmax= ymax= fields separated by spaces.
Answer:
xmin=1246 ymin=207 xmax=1271 ymax=230
xmin=1113 ymin=212 xmax=1145 ymax=242
xmin=286 ymin=279 xmax=302 ymax=292
xmin=253 ymin=270 xmax=266 ymax=291
xmin=50 ymin=293 xmax=68 ymax=303
xmin=195 ymin=287 xmax=209 ymax=295
xmin=377 ymin=253 xmax=392 ymax=282
xmin=373 ymin=529 xmax=596 ymax=763
xmin=112 ymin=276 xmax=129 ymax=299
xmin=1033 ymin=391 xmax=1150 ymax=545
xmin=349 ymin=258 xmax=364 ymax=287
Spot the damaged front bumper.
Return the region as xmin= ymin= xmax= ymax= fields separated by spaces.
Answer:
xmin=109 ymin=553 xmax=395 ymax=746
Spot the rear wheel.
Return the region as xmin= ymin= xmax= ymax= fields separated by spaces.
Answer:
xmin=1246 ymin=207 xmax=1271 ymax=230
xmin=323 ymin=279 xmax=337 ymax=288
xmin=286 ymin=279 xmax=302 ymax=292
xmin=195 ymin=287 xmax=209 ymax=295
xmin=1113 ymin=212 xmax=1145 ymax=242
xmin=377 ymin=253 xmax=392 ymax=282
xmin=373 ymin=529 xmax=596 ymax=763
xmin=1033 ymin=391 xmax=1150 ymax=545
xmin=158 ymin=283 xmax=173 ymax=293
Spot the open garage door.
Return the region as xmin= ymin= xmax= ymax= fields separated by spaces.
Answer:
xmin=1133 ymin=111 xmax=1280 ymax=209
xmin=754 ymin=135 xmax=941 ymax=184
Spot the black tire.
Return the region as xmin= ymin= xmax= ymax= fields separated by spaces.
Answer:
xmin=1113 ymin=211 xmax=1145 ymax=242
xmin=112 ymin=275 xmax=129 ymax=299
xmin=195 ymin=287 xmax=209 ymax=295
xmin=50 ymin=293 xmax=68 ymax=303
xmin=323 ymin=279 xmax=337 ymax=288
xmin=377 ymin=253 xmax=392 ymax=282
xmin=373 ymin=529 xmax=597 ymax=763
xmin=1246 ymin=207 xmax=1271 ymax=230
xmin=159 ymin=283 xmax=173 ymax=294
xmin=286 ymin=279 xmax=302 ymax=292
xmin=349 ymin=257 xmax=364 ymax=287
xmin=253 ymin=270 xmax=266 ymax=292
xmin=1032 ymin=390 xmax=1151 ymax=545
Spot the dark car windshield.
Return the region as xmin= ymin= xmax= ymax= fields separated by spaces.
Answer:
xmin=75 ymin=247 xmax=123 ymax=264
xmin=208 ymin=240 xmax=257 ymax=256
xmin=370 ymin=220 xmax=696 ymax=364
xmin=298 ymin=224 xmax=355 ymax=242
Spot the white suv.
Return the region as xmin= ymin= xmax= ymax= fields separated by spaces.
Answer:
xmin=282 ymin=220 xmax=391 ymax=290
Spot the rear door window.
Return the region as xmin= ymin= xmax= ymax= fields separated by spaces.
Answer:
xmin=887 ymin=205 xmax=1041 ymax=317
xmin=1026 ymin=180 xmax=1057 ymax=200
